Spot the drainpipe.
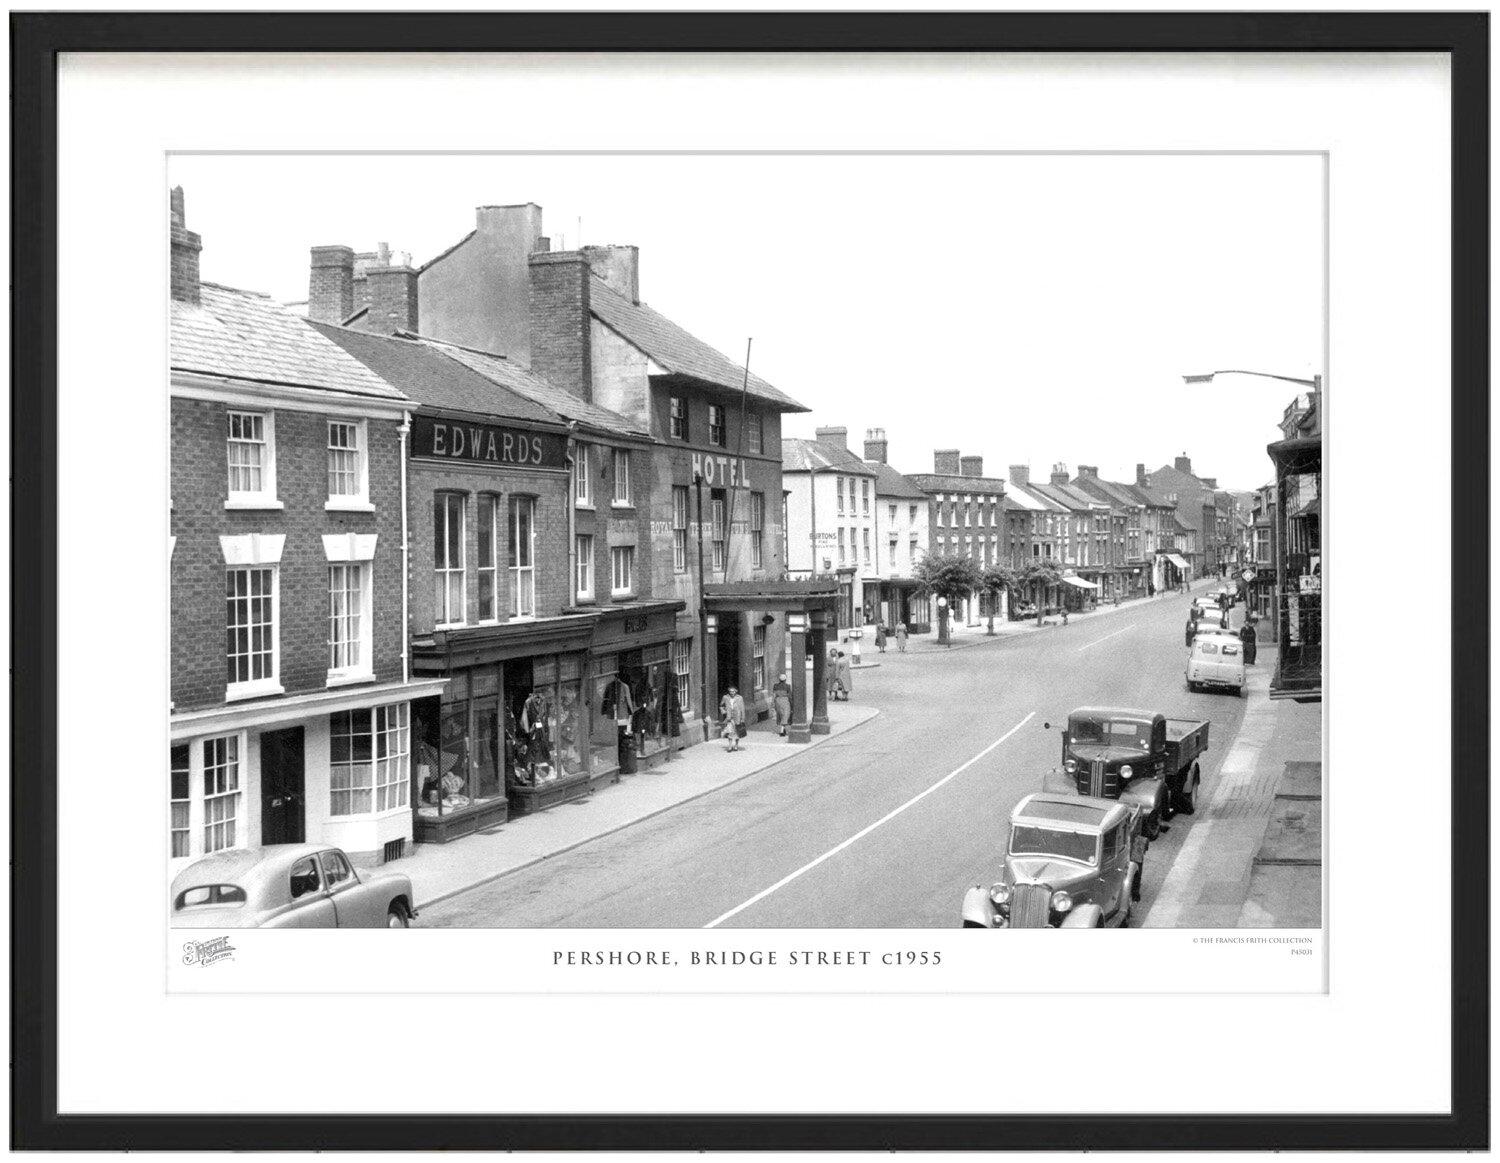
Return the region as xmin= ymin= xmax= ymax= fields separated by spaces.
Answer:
xmin=398 ymin=411 xmax=411 ymax=684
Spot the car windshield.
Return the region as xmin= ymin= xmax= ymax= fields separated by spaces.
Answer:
xmin=1071 ymin=718 xmax=1150 ymax=749
xmin=1009 ymin=824 xmax=1098 ymax=864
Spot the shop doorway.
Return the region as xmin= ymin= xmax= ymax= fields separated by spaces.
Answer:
xmin=260 ymin=726 xmax=305 ymax=845
xmin=715 ymin=613 xmax=742 ymax=704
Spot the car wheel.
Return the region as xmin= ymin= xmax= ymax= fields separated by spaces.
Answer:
xmin=1143 ymin=811 xmax=1162 ymax=841
xmin=1179 ymin=771 xmax=1199 ymax=815
xmin=387 ymin=903 xmax=411 ymax=929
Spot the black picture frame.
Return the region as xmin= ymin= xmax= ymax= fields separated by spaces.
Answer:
xmin=12 ymin=11 xmax=1488 ymax=1151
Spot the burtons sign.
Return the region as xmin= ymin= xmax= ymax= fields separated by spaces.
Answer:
xmin=411 ymin=415 xmax=567 ymax=470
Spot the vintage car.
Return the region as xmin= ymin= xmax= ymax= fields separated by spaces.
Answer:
xmin=1187 ymin=632 xmax=1246 ymax=696
xmin=1185 ymin=603 xmax=1229 ymax=645
xmin=170 ymin=844 xmax=418 ymax=929
xmin=961 ymin=793 xmax=1143 ymax=928
xmin=1044 ymin=705 xmax=1211 ymax=832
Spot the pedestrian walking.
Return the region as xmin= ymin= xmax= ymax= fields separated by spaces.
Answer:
xmin=895 ymin=622 xmax=908 ymax=652
xmin=718 ymin=686 xmax=746 ymax=751
xmin=1239 ymin=615 xmax=1258 ymax=665
xmin=827 ymin=647 xmax=843 ymax=701
xmin=836 ymin=650 xmax=853 ymax=701
xmin=771 ymin=673 xmax=793 ymax=736
xmin=874 ymin=623 xmax=887 ymax=653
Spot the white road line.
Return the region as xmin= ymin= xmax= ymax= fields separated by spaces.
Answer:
xmin=702 ymin=712 xmax=1036 ymax=929
xmin=1076 ymin=624 xmax=1136 ymax=652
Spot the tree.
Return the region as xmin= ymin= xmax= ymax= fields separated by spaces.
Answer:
xmin=913 ymin=554 xmax=981 ymax=645
xmin=979 ymin=564 xmax=1015 ymax=635
xmin=1017 ymin=559 xmax=1064 ymax=625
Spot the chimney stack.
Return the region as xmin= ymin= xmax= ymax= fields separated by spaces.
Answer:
xmin=863 ymin=427 xmax=888 ymax=464
xmin=169 ymin=186 xmax=201 ymax=305
xmin=1136 ymin=463 xmax=1148 ymax=487
xmin=1175 ymin=454 xmax=1193 ymax=476
xmin=934 ymin=449 xmax=961 ymax=475
xmin=528 ymin=251 xmax=594 ymax=402
xmin=309 ymin=245 xmax=355 ymax=323
xmin=1201 ymin=477 xmax=1218 ymax=489
xmin=816 ymin=426 xmax=848 ymax=449
xmin=581 ymin=244 xmax=640 ymax=305
xmin=1077 ymin=465 xmax=1098 ymax=478
xmin=1050 ymin=462 xmax=1070 ymax=486
xmin=1009 ymin=464 xmax=1031 ymax=487
xmin=366 ymin=258 xmax=419 ymax=334
xmin=960 ymin=455 xmax=984 ymax=477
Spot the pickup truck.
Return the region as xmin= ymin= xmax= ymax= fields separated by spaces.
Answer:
xmin=1042 ymin=706 xmax=1211 ymax=839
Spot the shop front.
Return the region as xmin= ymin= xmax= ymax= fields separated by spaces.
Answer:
xmin=410 ymin=614 xmax=602 ymax=841
xmin=866 ymin=578 xmax=930 ymax=635
xmin=587 ymin=601 xmax=688 ymax=775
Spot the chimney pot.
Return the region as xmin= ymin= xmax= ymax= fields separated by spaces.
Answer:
xmin=815 ymin=426 xmax=848 ymax=450
xmin=863 ymin=428 xmax=889 ymax=465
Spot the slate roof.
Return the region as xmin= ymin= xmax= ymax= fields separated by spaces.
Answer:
xmin=1026 ymin=482 xmax=1100 ymax=511
xmin=1073 ymin=477 xmax=1144 ymax=509
xmin=171 ymin=283 xmax=406 ymax=401
xmin=308 ymin=323 xmax=561 ymax=426
xmin=1004 ymin=485 xmax=1064 ymax=512
xmin=865 ymin=461 xmax=928 ymax=500
xmin=783 ymin=437 xmax=876 ymax=475
xmin=588 ymin=277 xmax=809 ymax=412
xmin=905 ymin=472 xmax=1009 ymax=495
xmin=407 ymin=335 xmax=649 ymax=438
xmin=1125 ymin=483 xmax=1177 ymax=508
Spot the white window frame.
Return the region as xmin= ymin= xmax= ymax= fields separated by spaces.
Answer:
xmin=508 ymin=496 xmax=536 ymax=619
xmin=752 ymin=624 xmax=767 ymax=691
xmin=325 ymin=418 xmax=372 ymax=511
xmin=670 ymin=396 xmax=688 ymax=441
xmin=434 ymin=493 xmax=466 ymax=629
xmin=225 ymin=564 xmax=281 ymax=701
xmin=576 ymin=533 xmax=594 ymax=600
xmin=711 ymin=492 xmax=727 ymax=573
xmin=612 ymin=448 xmax=632 ymax=507
xmin=202 ymin=733 xmax=243 ymax=854
xmin=170 ymin=743 xmax=191 ymax=859
xmin=862 ymin=480 xmax=871 ymax=515
xmin=750 ymin=491 xmax=765 ymax=569
xmin=747 ymin=412 xmax=763 ymax=455
xmin=673 ymin=639 xmax=692 ymax=713
xmin=708 ymin=404 xmax=726 ymax=447
xmin=838 ymin=527 xmax=846 ymax=565
xmin=611 ymin=545 xmax=635 ymax=596
xmin=326 ymin=563 xmax=373 ymax=683
xmin=225 ymin=410 xmax=282 ymax=510
xmin=672 ymin=486 xmax=689 ymax=574
xmin=574 ymin=443 xmax=593 ymax=507
xmin=476 ymin=494 xmax=498 ymax=624
xmin=329 ymin=703 xmax=411 ymax=818
xmin=836 ymin=476 xmax=845 ymax=515
xmin=862 ymin=527 xmax=871 ymax=565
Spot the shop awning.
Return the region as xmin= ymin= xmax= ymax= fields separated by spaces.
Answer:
xmin=1062 ymin=575 xmax=1099 ymax=590
xmin=1166 ymin=554 xmax=1190 ymax=570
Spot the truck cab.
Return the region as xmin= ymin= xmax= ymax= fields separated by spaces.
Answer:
xmin=1045 ymin=706 xmax=1171 ymax=838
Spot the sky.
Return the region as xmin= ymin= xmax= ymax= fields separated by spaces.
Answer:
xmin=170 ymin=152 xmax=1323 ymax=492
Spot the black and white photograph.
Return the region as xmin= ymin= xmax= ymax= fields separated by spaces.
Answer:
xmin=165 ymin=152 xmax=1325 ymax=937
xmin=18 ymin=17 xmax=1483 ymax=1149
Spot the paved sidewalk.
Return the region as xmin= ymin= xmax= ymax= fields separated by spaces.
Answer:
xmin=395 ymin=701 xmax=880 ymax=909
xmin=1142 ymin=665 xmax=1323 ymax=928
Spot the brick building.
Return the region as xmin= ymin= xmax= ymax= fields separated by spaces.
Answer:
xmin=169 ymin=189 xmax=445 ymax=873
xmin=782 ymin=427 xmax=879 ymax=632
xmin=860 ymin=428 xmax=933 ymax=633
xmin=907 ymin=451 xmax=1011 ymax=627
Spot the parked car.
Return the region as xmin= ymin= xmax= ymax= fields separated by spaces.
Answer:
xmin=961 ymin=793 xmax=1143 ymax=928
xmin=1185 ymin=603 xmax=1229 ymax=645
xmin=1043 ymin=705 xmax=1212 ymax=833
xmin=170 ymin=844 xmax=417 ymax=929
xmin=1187 ymin=632 xmax=1246 ymax=697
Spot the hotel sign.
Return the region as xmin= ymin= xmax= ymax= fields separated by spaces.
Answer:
xmin=411 ymin=415 xmax=567 ymax=471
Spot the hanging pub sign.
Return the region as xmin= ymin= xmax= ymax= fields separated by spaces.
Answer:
xmin=410 ymin=415 xmax=568 ymax=471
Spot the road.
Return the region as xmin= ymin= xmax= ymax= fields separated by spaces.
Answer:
xmin=421 ymin=593 xmax=1249 ymax=928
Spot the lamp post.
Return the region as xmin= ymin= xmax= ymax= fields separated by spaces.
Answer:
xmin=1182 ymin=368 xmax=1323 ymax=649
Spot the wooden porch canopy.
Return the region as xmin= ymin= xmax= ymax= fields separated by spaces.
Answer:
xmin=702 ymin=578 xmax=840 ymax=615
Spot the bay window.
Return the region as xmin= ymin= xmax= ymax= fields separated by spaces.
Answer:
xmin=330 ymin=704 xmax=410 ymax=817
